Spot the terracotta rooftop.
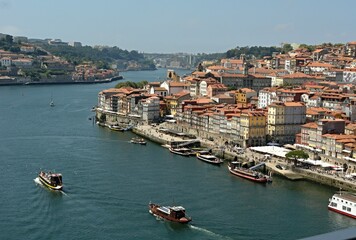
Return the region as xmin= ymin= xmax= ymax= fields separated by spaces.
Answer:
xmin=302 ymin=122 xmax=318 ymax=129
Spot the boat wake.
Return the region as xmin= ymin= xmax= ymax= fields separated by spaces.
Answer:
xmin=33 ymin=177 xmax=67 ymax=196
xmin=189 ymin=225 xmax=232 ymax=240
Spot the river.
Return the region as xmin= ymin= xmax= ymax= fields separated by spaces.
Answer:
xmin=0 ymin=68 xmax=355 ymax=240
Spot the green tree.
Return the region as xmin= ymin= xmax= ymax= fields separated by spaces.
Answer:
xmin=281 ymin=43 xmax=293 ymax=54
xmin=299 ymin=44 xmax=315 ymax=52
xmin=115 ymin=80 xmax=147 ymax=89
xmin=285 ymin=150 xmax=309 ymax=165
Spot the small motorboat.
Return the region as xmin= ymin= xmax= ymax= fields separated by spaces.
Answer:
xmin=196 ymin=153 xmax=223 ymax=165
xmin=149 ymin=202 xmax=191 ymax=223
xmin=108 ymin=125 xmax=124 ymax=131
xmin=38 ymin=171 xmax=63 ymax=190
xmin=130 ymin=137 xmax=147 ymax=145
xmin=169 ymin=147 xmax=192 ymax=156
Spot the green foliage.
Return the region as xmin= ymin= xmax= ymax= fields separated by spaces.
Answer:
xmin=115 ymin=80 xmax=148 ymax=89
xmin=39 ymin=44 xmax=154 ymax=68
xmin=226 ymin=46 xmax=281 ymax=59
xmin=281 ymin=43 xmax=293 ymax=54
xmin=0 ymin=34 xmax=19 ymax=51
xmin=298 ymin=44 xmax=316 ymax=52
xmin=195 ymin=52 xmax=225 ymax=62
xmin=285 ymin=150 xmax=309 ymax=160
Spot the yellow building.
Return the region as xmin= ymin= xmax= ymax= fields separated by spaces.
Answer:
xmin=240 ymin=110 xmax=266 ymax=147
xmin=164 ymin=91 xmax=190 ymax=116
xmin=236 ymin=88 xmax=257 ymax=104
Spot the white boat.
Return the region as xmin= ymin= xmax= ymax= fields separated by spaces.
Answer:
xmin=130 ymin=137 xmax=147 ymax=145
xmin=169 ymin=147 xmax=192 ymax=156
xmin=50 ymin=100 xmax=55 ymax=107
xmin=196 ymin=153 xmax=223 ymax=165
xmin=328 ymin=191 xmax=356 ymax=219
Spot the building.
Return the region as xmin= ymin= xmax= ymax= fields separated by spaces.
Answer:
xmin=141 ymin=96 xmax=160 ymax=122
xmin=267 ymin=101 xmax=306 ymax=144
xmin=236 ymin=88 xmax=257 ymax=104
xmin=68 ymin=41 xmax=82 ymax=47
xmin=272 ymin=72 xmax=313 ymax=87
xmin=240 ymin=110 xmax=266 ymax=147
xmin=0 ymin=57 xmax=12 ymax=67
xmin=164 ymin=91 xmax=190 ymax=116
xmin=258 ymin=88 xmax=278 ymax=109
xmin=207 ymin=84 xmax=228 ymax=98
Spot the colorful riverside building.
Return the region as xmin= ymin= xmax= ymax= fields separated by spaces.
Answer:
xmin=267 ymin=101 xmax=306 ymax=145
xmin=240 ymin=110 xmax=266 ymax=147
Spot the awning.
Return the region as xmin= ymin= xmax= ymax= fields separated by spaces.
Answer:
xmin=344 ymin=156 xmax=356 ymax=163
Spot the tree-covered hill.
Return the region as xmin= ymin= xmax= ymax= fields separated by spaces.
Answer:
xmin=226 ymin=46 xmax=282 ymax=59
xmin=39 ymin=44 xmax=155 ymax=70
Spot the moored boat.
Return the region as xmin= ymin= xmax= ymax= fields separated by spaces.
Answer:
xmin=38 ymin=171 xmax=63 ymax=190
xmin=169 ymin=147 xmax=192 ymax=156
xmin=328 ymin=191 xmax=356 ymax=219
xmin=130 ymin=137 xmax=147 ymax=145
xmin=228 ymin=162 xmax=271 ymax=183
xmin=108 ymin=125 xmax=124 ymax=131
xmin=149 ymin=202 xmax=191 ymax=223
xmin=196 ymin=153 xmax=223 ymax=165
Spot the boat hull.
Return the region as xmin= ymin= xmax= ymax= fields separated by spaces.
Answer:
xmin=328 ymin=193 xmax=356 ymax=219
xmin=169 ymin=148 xmax=191 ymax=156
xmin=228 ymin=166 xmax=268 ymax=183
xmin=328 ymin=206 xmax=356 ymax=219
xmin=38 ymin=176 xmax=63 ymax=190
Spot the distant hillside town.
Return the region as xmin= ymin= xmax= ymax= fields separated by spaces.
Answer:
xmin=96 ymin=40 xmax=356 ymax=174
xmin=0 ymin=33 xmax=156 ymax=85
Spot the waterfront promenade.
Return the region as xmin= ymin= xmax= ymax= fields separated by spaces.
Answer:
xmin=132 ymin=122 xmax=356 ymax=191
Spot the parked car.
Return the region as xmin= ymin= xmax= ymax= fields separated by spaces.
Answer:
xmin=276 ymin=164 xmax=284 ymax=170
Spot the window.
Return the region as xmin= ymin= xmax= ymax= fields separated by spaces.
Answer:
xmin=347 ymin=207 xmax=351 ymax=212
xmin=342 ymin=206 xmax=347 ymax=210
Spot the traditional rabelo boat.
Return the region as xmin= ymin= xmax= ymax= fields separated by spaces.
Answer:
xmin=196 ymin=153 xmax=223 ymax=165
xmin=38 ymin=171 xmax=63 ymax=190
xmin=228 ymin=162 xmax=271 ymax=183
xmin=149 ymin=203 xmax=191 ymax=223
xmin=169 ymin=147 xmax=192 ymax=156
xmin=130 ymin=137 xmax=147 ymax=145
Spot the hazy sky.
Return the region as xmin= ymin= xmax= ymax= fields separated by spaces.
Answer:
xmin=0 ymin=0 xmax=355 ymax=53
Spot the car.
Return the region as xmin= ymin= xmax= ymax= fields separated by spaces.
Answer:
xmin=276 ymin=164 xmax=283 ymax=170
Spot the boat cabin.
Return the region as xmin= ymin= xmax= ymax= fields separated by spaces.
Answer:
xmin=158 ymin=206 xmax=186 ymax=219
xmin=48 ymin=173 xmax=62 ymax=186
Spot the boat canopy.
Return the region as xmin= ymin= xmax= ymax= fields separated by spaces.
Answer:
xmin=157 ymin=206 xmax=170 ymax=215
xmin=170 ymin=206 xmax=185 ymax=211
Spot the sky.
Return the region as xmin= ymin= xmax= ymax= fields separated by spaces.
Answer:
xmin=0 ymin=0 xmax=355 ymax=54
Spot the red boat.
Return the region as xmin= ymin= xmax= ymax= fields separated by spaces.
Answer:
xmin=228 ymin=162 xmax=271 ymax=183
xmin=149 ymin=203 xmax=192 ymax=223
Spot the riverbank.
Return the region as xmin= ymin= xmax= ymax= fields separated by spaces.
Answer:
xmin=132 ymin=123 xmax=356 ymax=191
xmin=0 ymin=75 xmax=123 ymax=86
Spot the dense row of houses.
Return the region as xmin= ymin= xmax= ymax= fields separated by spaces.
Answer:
xmin=97 ymin=42 xmax=356 ymax=167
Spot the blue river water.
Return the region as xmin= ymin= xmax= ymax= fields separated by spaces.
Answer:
xmin=0 ymin=68 xmax=355 ymax=240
